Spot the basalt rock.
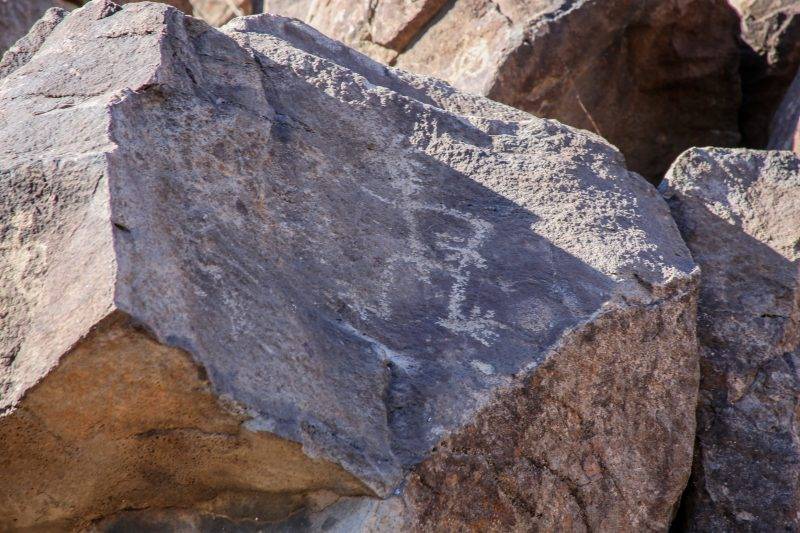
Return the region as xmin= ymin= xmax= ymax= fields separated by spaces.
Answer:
xmin=0 ymin=0 xmax=71 ymax=56
xmin=1 ymin=1 xmax=699 ymax=530
xmin=661 ymin=148 xmax=800 ymax=531
xmin=769 ymin=67 xmax=800 ymax=152
xmin=265 ymin=0 xmax=742 ymax=184
xmin=729 ymin=0 xmax=800 ymax=148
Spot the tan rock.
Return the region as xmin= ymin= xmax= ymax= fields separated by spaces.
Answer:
xmin=266 ymin=0 xmax=742 ymax=184
xmin=1 ymin=2 xmax=699 ymax=529
xmin=662 ymin=147 xmax=800 ymax=531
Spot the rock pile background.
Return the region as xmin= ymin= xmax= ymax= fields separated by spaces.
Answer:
xmin=0 ymin=0 xmax=799 ymax=531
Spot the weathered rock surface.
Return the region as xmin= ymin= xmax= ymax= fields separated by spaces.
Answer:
xmin=265 ymin=0 xmax=742 ymax=184
xmin=1 ymin=1 xmax=699 ymax=529
xmin=729 ymin=0 xmax=800 ymax=147
xmin=661 ymin=148 xmax=800 ymax=531
xmin=769 ymin=67 xmax=800 ymax=152
xmin=0 ymin=0 xmax=71 ymax=56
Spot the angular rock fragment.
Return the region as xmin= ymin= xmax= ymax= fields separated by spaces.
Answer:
xmin=729 ymin=0 xmax=800 ymax=147
xmin=266 ymin=0 xmax=742 ymax=184
xmin=1 ymin=1 xmax=699 ymax=529
xmin=769 ymin=67 xmax=800 ymax=152
xmin=0 ymin=0 xmax=71 ymax=56
xmin=662 ymin=148 xmax=800 ymax=531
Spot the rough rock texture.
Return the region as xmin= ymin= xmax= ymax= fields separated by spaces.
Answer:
xmin=265 ymin=0 xmax=742 ymax=184
xmin=661 ymin=148 xmax=800 ymax=531
xmin=0 ymin=0 xmax=71 ymax=56
xmin=769 ymin=67 xmax=800 ymax=152
xmin=1 ymin=1 xmax=699 ymax=529
xmin=729 ymin=0 xmax=800 ymax=148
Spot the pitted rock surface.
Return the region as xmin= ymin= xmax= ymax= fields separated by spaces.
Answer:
xmin=1 ymin=1 xmax=698 ymax=529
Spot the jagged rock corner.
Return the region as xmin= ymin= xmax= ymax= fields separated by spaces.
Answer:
xmin=0 ymin=1 xmax=700 ymax=530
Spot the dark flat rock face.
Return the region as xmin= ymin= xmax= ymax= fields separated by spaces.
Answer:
xmin=662 ymin=147 xmax=800 ymax=531
xmin=1 ymin=2 xmax=697 ymax=528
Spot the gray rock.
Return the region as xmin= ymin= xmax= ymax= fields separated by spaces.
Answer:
xmin=265 ymin=0 xmax=742 ymax=184
xmin=1 ymin=1 xmax=698 ymax=529
xmin=661 ymin=147 xmax=800 ymax=531
xmin=0 ymin=0 xmax=71 ymax=57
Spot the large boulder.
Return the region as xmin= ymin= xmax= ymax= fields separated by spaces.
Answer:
xmin=265 ymin=0 xmax=742 ymax=184
xmin=769 ymin=67 xmax=800 ymax=152
xmin=0 ymin=1 xmax=699 ymax=530
xmin=661 ymin=148 xmax=800 ymax=531
xmin=729 ymin=0 xmax=800 ymax=147
xmin=0 ymin=0 xmax=71 ymax=56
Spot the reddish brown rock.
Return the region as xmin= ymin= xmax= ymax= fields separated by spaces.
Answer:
xmin=266 ymin=0 xmax=742 ymax=184
xmin=730 ymin=0 xmax=800 ymax=148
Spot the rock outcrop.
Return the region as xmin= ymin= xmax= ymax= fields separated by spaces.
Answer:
xmin=1 ymin=1 xmax=699 ymax=530
xmin=0 ymin=0 xmax=71 ymax=56
xmin=662 ymin=148 xmax=800 ymax=531
xmin=729 ymin=0 xmax=800 ymax=147
xmin=769 ymin=67 xmax=800 ymax=152
xmin=265 ymin=0 xmax=742 ymax=184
